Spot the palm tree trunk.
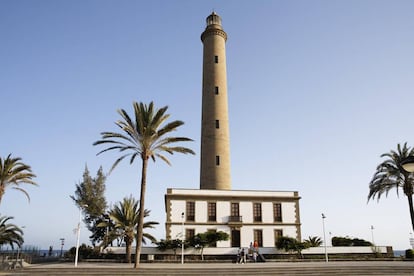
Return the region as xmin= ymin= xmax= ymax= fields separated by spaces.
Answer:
xmin=0 ymin=186 xmax=5 ymax=205
xmin=126 ymin=239 xmax=131 ymax=263
xmin=407 ymin=193 xmax=414 ymax=231
xmin=134 ymin=157 xmax=148 ymax=268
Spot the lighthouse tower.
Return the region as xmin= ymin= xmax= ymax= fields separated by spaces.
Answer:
xmin=200 ymin=12 xmax=231 ymax=190
xmin=163 ymin=13 xmax=301 ymax=249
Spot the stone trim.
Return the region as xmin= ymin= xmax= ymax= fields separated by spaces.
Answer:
xmin=166 ymin=194 xmax=300 ymax=203
xmin=201 ymin=29 xmax=227 ymax=42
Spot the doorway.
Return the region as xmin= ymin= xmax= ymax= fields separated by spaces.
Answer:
xmin=231 ymin=229 xmax=240 ymax=247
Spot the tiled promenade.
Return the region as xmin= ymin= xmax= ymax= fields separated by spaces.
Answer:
xmin=1 ymin=261 xmax=414 ymax=275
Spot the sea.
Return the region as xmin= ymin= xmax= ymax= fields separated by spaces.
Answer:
xmin=37 ymin=250 xmax=68 ymax=257
xmin=393 ymin=250 xmax=405 ymax=257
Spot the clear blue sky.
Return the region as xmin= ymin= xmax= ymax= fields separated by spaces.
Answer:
xmin=1 ymin=0 xmax=414 ymax=251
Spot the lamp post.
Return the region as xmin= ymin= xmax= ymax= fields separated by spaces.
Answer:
xmin=181 ymin=212 xmax=185 ymax=264
xmin=75 ymin=204 xmax=88 ymax=267
xmin=60 ymin=238 xmax=65 ymax=257
xmin=16 ymin=226 xmax=25 ymax=264
xmin=370 ymin=225 xmax=375 ymax=245
xmin=103 ymin=214 xmax=111 ymax=247
xmin=322 ymin=213 xmax=328 ymax=262
xmin=410 ymin=232 xmax=414 ymax=249
xmin=401 ymin=157 xmax=414 ymax=249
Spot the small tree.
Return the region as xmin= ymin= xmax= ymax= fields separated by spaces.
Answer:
xmin=70 ymin=166 xmax=107 ymax=246
xmin=156 ymin=239 xmax=182 ymax=260
xmin=98 ymin=196 xmax=158 ymax=263
xmin=275 ymin=236 xmax=308 ymax=258
xmin=187 ymin=230 xmax=229 ymax=260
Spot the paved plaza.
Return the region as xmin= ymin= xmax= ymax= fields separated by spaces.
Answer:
xmin=0 ymin=261 xmax=413 ymax=275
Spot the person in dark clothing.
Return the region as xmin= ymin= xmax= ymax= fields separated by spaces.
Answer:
xmin=236 ymin=247 xmax=241 ymax=263
xmin=239 ymin=248 xmax=246 ymax=264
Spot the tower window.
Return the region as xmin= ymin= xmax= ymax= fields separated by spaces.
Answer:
xmin=215 ymin=86 xmax=219 ymax=94
xmin=215 ymin=120 xmax=219 ymax=129
xmin=216 ymin=155 xmax=220 ymax=166
xmin=214 ymin=55 xmax=219 ymax=63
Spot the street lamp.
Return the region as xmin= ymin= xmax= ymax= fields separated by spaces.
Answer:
xmin=401 ymin=156 xmax=414 ymax=173
xmin=410 ymin=233 xmax=414 ymax=249
xmin=103 ymin=214 xmax=111 ymax=247
xmin=60 ymin=238 xmax=65 ymax=257
xmin=321 ymin=213 xmax=328 ymax=262
xmin=75 ymin=204 xmax=88 ymax=267
xmin=60 ymin=238 xmax=65 ymax=258
xmin=16 ymin=226 xmax=25 ymax=264
xmin=370 ymin=225 xmax=375 ymax=245
xmin=181 ymin=212 xmax=185 ymax=265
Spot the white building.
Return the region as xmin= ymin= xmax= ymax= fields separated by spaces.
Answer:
xmin=165 ymin=189 xmax=301 ymax=248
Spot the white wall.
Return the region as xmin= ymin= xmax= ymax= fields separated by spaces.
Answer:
xmin=166 ymin=189 xmax=300 ymax=248
xmin=217 ymin=201 xmax=230 ymax=223
xmin=197 ymin=201 xmax=207 ymax=222
xmin=105 ymin=246 xmax=390 ymax=256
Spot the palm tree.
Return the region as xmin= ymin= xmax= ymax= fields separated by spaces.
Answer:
xmin=93 ymin=101 xmax=195 ymax=268
xmin=0 ymin=154 xmax=37 ymax=205
xmin=303 ymin=236 xmax=323 ymax=247
xmin=99 ymin=196 xmax=158 ymax=263
xmin=0 ymin=215 xmax=24 ymax=249
xmin=368 ymin=143 xmax=414 ymax=230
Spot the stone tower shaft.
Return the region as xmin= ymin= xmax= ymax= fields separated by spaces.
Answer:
xmin=200 ymin=12 xmax=231 ymax=190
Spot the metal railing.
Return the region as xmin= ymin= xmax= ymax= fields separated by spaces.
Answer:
xmin=228 ymin=216 xmax=242 ymax=223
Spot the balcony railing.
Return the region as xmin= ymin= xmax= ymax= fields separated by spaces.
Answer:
xmin=228 ymin=216 xmax=243 ymax=223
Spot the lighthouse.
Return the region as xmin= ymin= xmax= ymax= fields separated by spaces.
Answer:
xmin=164 ymin=12 xmax=301 ymax=250
xmin=200 ymin=12 xmax=231 ymax=190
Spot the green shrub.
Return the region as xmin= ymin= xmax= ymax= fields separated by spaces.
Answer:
xmin=332 ymin=236 xmax=372 ymax=246
xmin=405 ymin=249 xmax=414 ymax=259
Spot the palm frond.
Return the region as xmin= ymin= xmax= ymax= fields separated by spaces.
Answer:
xmin=94 ymin=101 xmax=194 ymax=171
xmin=368 ymin=143 xmax=414 ymax=202
xmin=0 ymin=154 xmax=37 ymax=204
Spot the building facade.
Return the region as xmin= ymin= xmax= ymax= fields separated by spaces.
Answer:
xmin=165 ymin=189 xmax=301 ymax=248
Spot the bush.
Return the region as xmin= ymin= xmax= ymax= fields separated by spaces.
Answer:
xmin=405 ymin=249 xmax=414 ymax=259
xmin=332 ymin=236 xmax=372 ymax=247
xmin=65 ymin=244 xmax=101 ymax=259
xmin=275 ymin=236 xmax=308 ymax=258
